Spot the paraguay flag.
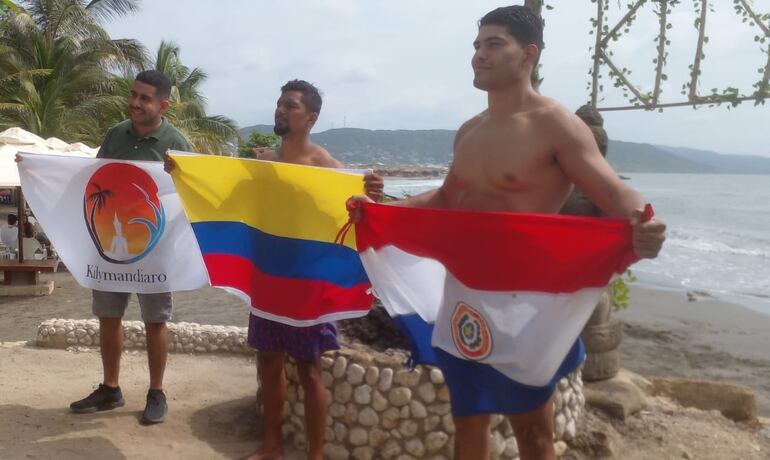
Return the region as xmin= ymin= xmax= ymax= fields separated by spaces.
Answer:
xmin=355 ymin=202 xmax=644 ymax=391
xmin=170 ymin=153 xmax=372 ymax=326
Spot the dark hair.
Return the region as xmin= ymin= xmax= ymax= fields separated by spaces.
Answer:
xmin=135 ymin=70 xmax=172 ymax=100
xmin=7 ymin=214 xmax=16 ymax=226
xmin=281 ymin=79 xmax=322 ymax=114
xmin=575 ymin=105 xmax=608 ymax=157
xmin=479 ymin=6 xmax=544 ymax=56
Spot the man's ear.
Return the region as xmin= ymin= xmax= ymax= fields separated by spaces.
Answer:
xmin=309 ymin=112 xmax=319 ymax=124
xmin=524 ymin=43 xmax=540 ymax=67
xmin=160 ymin=99 xmax=170 ymax=113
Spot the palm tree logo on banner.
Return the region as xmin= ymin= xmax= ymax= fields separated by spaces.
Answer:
xmin=83 ymin=163 xmax=166 ymax=264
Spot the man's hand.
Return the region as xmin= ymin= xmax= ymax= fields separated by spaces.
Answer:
xmin=163 ymin=153 xmax=176 ymax=173
xmin=347 ymin=195 xmax=374 ymax=223
xmin=14 ymin=153 xmax=22 ymax=163
xmin=630 ymin=208 xmax=666 ymax=259
xmin=363 ymin=173 xmax=384 ymax=202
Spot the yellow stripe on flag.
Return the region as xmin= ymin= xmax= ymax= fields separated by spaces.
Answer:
xmin=169 ymin=154 xmax=364 ymax=248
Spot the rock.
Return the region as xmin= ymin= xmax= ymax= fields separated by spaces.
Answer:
xmin=354 ymin=384 xmax=373 ymax=405
xmin=650 ymin=377 xmax=757 ymax=422
xmin=582 ymin=349 xmax=620 ymax=382
xmin=554 ymin=440 xmax=568 ymax=457
xmin=365 ymin=366 xmax=380 ymax=385
xmin=564 ymin=418 xmax=577 ymax=441
xmin=490 ymin=431 xmax=505 ymax=457
xmin=417 ymin=382 xmax=437 ymax=404
xmin=383 ymin=407 xmax=401 ymax=429
xmin=325 ymin=427 xmax=335 ymax=442
xmin=358 ymin=407 xmax=379 ymax=426
xmin=409 ymin=400 xmax=428 ymax=418
xmin=333 ymin=422 xmax=347 ymax=442
xmin=504 ymin=437 xmax=519 ymax=457
xmin=372 ymin=390 xmax=389 ymax=411
xmin=348 ymin=363 xmax=366 ymax=384
xmin=321 ymin=356 xmax=334 ymax=369
xmin=382 ymin=439 xmax=402 ymax=459
xmin=324 ymin=443 xmax=351 ymax=460
xmin=429 ymin=367 xmax=445 ymax=385
xmin=350 ymin=427 xmax=369 ymax=446
xmin=554 ymin=413 xmax=566 ymax=439
xmin=400 ymin=406 xmax=410 ymax=419
xmin=329 ymin=402 xmax=346 ymax=418
xmin=627 ymin=373 xmax=653 ymax=397
xmin=322 ymin=370 xmax=334 ymax=387
xmin=425 ymin=431 xmax=449 ymax=452
xmin=427 ymin=402 xmax=451 ymax=415
xmin=369 ymin=426 xmax=390 ymax=446
xmin=399 ymin=419 xmax=419 ymax=437
xmin=395 ymin=368 xmax=422 ymax=387
xmin=379 ymin=367 xmax=394 ymax=391
xmin=352 ymin=446 xmax=375 ymax=460
xmin=334 ymin=382 xmax=353 ymax=404
xmin=344 ymin=403 xmax=358 ymax=424
xmin=424 ymin=415 xmax=441 ymax=432
xmin=389 ymin=387 xmax=412 ymax=407
xmin=405 ymin=438 xmax=426 ymax=457
xmin=333 ymin=356 xmax=348 ymax=379
xmin=581 ymin=319 xmax=623 ymax=354
xmin=584 ymin=373 xmax=648 ymax=420
xmin=436 ymin=385 xmax=450 ymax=402
xmin=442 ymin=414 xmax=455 ymax=434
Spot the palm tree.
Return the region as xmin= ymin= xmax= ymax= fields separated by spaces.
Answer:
xmin=151 ymin=41 xmax=238 ymax=154
xmin=0 ymin=0 xmax=147 ymax=143
xmin=84 ymin=181 xmax=114 ymax=251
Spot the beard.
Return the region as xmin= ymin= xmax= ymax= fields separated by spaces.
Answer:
xmin=273 ymin=121 xmax=289 ymax=136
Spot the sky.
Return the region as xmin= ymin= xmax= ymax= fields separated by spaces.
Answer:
xmin=104 ymin=0 xmax=770 ymax=157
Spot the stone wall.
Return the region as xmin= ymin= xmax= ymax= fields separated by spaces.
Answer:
xmin=36 ymin=319 xmax=585 ymax=459
xmin=270 ymin=346 xmax=584 ymax=460
xmin=36 ymin=318 xmax=252 ymax=354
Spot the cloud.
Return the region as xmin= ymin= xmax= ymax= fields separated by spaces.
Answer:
xmin=102 ymin=0 xmax=770 ymax=156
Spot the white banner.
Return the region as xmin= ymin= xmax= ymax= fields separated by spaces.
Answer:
xmin=18 ymin=153 xmax=209 ymax=293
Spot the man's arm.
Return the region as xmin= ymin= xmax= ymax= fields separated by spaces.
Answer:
xmin=554 ymin=110 xmax=643 ymax=219
xmin=553 ymin=109 xmax=666 ymax=258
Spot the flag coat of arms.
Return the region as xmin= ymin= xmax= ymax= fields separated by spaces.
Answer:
xmin=355 ymin=203 xmax=641 ymax=387
xmin=170 ymin=153 xmax=372 ymax=326
xmin=18 ymin=153 xmax=209 ymax=293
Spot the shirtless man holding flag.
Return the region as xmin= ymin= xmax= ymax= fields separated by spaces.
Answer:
xmin=350 ymin=6 xmax=666 ymax=460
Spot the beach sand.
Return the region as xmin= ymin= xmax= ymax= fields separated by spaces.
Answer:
xmin=1 ymin=271 xmax=769 ymax=459
xmin=618 ymin=285 xmax=770 ymax=416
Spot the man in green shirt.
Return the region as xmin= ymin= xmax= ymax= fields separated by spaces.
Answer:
xmin=70 ymin=70 xmax=191 ymax=424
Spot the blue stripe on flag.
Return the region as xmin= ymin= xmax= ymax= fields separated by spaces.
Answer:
xmin=392 ymin=314 xmax=438 ymax=366
xmin=191 ymin=221 xmax=369 ymax=288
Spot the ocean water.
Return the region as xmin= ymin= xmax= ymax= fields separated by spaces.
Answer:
xmin=384 ymin=174 xmax=770 ymax=315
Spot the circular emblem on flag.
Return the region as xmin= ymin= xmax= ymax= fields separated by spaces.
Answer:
xmin=450 ymin=302 xmax=492 ymax=360
xmin=83 ymin=163 xmax=165 ymax=264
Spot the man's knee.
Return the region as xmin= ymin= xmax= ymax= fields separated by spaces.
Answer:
xmin=296 ymin=360 xmax=322 ymax=386
xmin=258 ymin=352 xmax=286 ymax=380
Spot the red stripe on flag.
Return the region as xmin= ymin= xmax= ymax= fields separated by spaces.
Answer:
xmin=355 ymin=203 xmax=640 ymax=293
xmin=203 ymin=254 xmax=373 ymax=321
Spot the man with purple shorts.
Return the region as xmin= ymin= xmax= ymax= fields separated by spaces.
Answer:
xmin=243 ymin=80 xmax=382 ymax=460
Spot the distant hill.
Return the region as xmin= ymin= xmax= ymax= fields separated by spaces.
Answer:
xmin=240 ymin=124 xmax=768 ymax=173
xmin=655 ymin=146 xmax=770 ymax=174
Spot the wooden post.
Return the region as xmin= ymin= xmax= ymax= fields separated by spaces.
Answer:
xmin=524 ymin=0 xmax=544 ymax=90
xmin=16 ymin=185 xmax=23 ymax=262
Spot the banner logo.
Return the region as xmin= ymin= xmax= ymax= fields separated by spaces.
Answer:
xmin=83 ymin=163 xmax=165 ymax=264
xmin=451 ymin=301 xmax=492 ymax=360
